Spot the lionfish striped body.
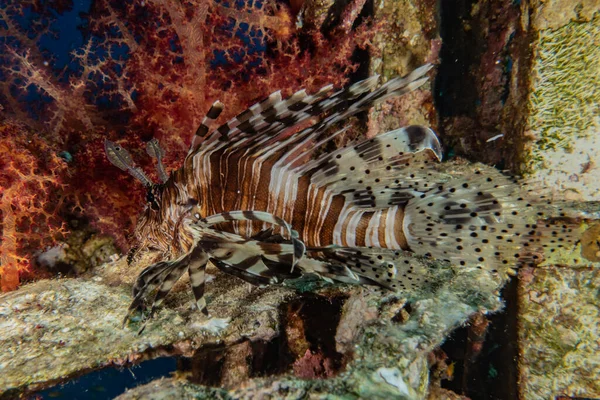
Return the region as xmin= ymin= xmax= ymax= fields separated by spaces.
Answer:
xmin=106 ymin=64 xmax=578 ymax=332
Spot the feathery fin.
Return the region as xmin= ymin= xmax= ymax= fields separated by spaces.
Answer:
xmin=304 ymin=126 xmax=443 ymax=208
xmin=146 ymin=138 xmax=169 ymax=183
xmin=104 ymin=139 xmax=154 ymax=187
xmin=187 ymin=246 xmax=210 ymax=315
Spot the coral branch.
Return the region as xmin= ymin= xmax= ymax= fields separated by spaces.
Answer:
xmin=0 ymin=121 xmax=67 ymax=291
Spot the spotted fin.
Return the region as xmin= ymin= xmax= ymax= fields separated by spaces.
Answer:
xmin=298 ymin=246 xmax=436 ymax=292
xmin=402 ymin=170 xmax=580 ymax=273
xmin=303 ymin=125 xmax=443 ymax=208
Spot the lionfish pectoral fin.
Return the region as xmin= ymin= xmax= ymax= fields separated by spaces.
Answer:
xmin=297 ymin=247 xmax=434 ymax=292
xmin=210 ymin=258 xmax=275 ymax=287
xmin=199 ymin=228 xmax=305 ymax=286
xmin=187 ymin=247 xmax=210 ymax=316
xmin=200 ymin=211 xmax=293 ymax=239
xmin=123 ymin=261 xmax=177 ymax=328
xmin=136 ymin=262 xmax=189 ymax=333
xmin=293 ymin=257 xmax=362 ymax=286
xmin=123 ymin=252 xmax=192 ymax=331
xmin=250 ymin=228 xmax=278 ymax=242
xmin=199 ymin=211 xmax=299 ymax=266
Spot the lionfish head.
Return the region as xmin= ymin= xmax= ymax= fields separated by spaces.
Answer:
xmin=104 ymin=139 xmax=194 ymax=262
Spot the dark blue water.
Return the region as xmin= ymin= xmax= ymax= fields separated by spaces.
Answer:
xmin=33 ymin=356 xmax=177 ymax=400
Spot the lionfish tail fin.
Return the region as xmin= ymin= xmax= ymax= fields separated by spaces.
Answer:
xmin=522 ymin=220 xmax=582 ymax=265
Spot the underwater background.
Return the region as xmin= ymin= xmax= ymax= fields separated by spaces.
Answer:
xmin=0 ymin=0 xmax=599 ymax=399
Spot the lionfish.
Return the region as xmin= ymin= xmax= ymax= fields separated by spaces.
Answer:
xmin=105 ymin=64 xmax=579 ymax=332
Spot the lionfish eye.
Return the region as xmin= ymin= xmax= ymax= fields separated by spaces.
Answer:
xmin=146 ymin=186 xmax=160 ymax=211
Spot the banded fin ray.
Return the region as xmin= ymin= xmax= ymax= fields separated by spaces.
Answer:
xmin=193 ymin=210 xmax=304 ymax=267
xmin=124 ymin=227 xmax=305 ymax=331
xmin=190 ymin=100 xmax=225 ymax=152
xmin=197 ymin=210 xmax=295 ymax=239
xmin=187 ymin=246 xmax=210 ymax=316
xmin=197 ymin=228 xmax=304 ymax=282
xmin=191 ymin=64 xmax=432 ymax=164
xmin=192 ymin=83 xmax=333 ymax=156
xmin=233 ymin=65 xmax=434 ymax=178
xmin=273 ymin=65 xmax=434 ymax=168
xmin=123 ymin=252 xmax=191 ymax=329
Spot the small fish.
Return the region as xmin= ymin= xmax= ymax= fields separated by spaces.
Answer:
xmin=105 ymin=64 xmax=582 ymax=332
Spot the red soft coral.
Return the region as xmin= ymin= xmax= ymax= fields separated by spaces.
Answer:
xmin=0 ymin=0 xmax=379 ymax=290
xmin=0 ymin=121 xmax=68 ymax=291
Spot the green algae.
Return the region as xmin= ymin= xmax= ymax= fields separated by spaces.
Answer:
xmin=519 ymin=266 xmax=600 ymax=398
xmin=526 ymin=13 xmax=600 ymax=172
